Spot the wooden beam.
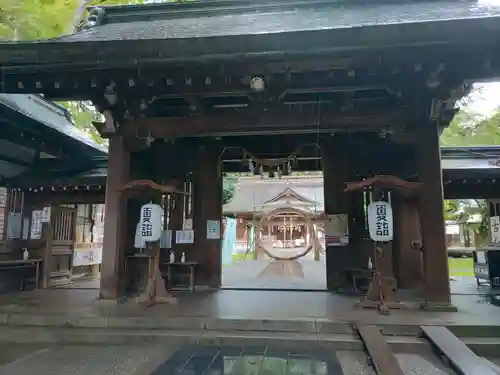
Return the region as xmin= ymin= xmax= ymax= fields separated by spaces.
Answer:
xmin=122 ymin=107 xmax=406 ymax=139
xmin=357 ymin=325 xmax=405 ymax=375
xmin=421 ymin=326 xmax=497 ymax=375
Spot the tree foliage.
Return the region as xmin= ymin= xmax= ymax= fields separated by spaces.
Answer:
xmin=441 ymin=108 xmax=500 ymax=146
xmin=222 ymin=175 xmax=237 ymax=205
xmin=0 ymin=0 xmax=148 ymax=144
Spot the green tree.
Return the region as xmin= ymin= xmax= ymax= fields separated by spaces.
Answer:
xmin=222 ymin=175 xmax=237 ymax=205
xmin=0 ymin=0 xmax=148 ymax=143
xmin=441 ymin=107 xmax=500 ymax=146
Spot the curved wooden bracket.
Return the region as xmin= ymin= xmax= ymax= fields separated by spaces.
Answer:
xmin=116 ymin=180 xmax=188 ymax=195
xmin=345 ymin=175 xmax=422 ymax=196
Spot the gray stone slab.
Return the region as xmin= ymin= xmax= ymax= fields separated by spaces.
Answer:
xmin=0 ymin=327 xmax=204 ymax=346
xmin=205 ymin=318 xmax=316 ymax=333
xmin=0 ymin=344 xmax=176 ymax=375
xmin=318 ymin=333 xmax=364 ymax=351
xmin=394 ymin=353 xmax=456 ymax=375
xmin=198 ymin=330 xmax=321 ymax=349
xmin=336 ymin=350 xmax=376 ymax=375
xmin=0 ymin=344 xmax=47 ymax=367
xmin=315 ymin=320 xmax=356 ymax=334
xmin=105 ymin=316 xmax=207 ymax=330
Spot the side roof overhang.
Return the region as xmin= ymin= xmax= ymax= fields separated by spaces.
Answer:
xmin=0 ymin=0 xmax=500 ymax=80
xmin=0 ymin=94 xmax=107 ymax=185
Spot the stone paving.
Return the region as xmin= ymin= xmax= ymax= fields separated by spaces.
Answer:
xmin=222 ymin=258 xmax=327 ymax=290
xmin=0 ymin=342 xmax=467 ymax=375
xmin=0 ymin=286 xmax=498 ymax=328
xmin=0 ymin=344 xmax=174 ymax=375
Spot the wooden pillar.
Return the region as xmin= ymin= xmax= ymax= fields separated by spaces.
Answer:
xmin=100 ymin=136 xmax=130 ymax=300
xmin=417 ymin=121 xmax=452 ymax=308
xmin=393 ymin=196 xmax=422 ymax=290
xmin=321 ymin=136 xmax=350 ymax=291
xmin=194 ymin=143 xmax=222 ymax=288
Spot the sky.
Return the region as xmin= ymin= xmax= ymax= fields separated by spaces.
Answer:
xmin=467 ymin=82 xmax=500 ymax=116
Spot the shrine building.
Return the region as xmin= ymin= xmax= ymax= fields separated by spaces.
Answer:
xmin=2 ymin=0 xmax=500 ymax=308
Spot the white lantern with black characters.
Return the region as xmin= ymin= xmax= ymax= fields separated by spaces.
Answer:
xmin=139 ymin=203 xmax=163 ymax=242
xmin=367 ymin=201 xmax=393 ymax=242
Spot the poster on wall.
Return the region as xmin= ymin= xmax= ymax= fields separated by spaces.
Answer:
xmin=367 ymin=201 xmax=393 ymax=242
xmin=30 ymin=210 xmax=44 ymax=239
xmin=160 ymin=230 xmax=172 ymax=249
xmin=176 ymin=230 xmax=194 ymax=244
xmin=206 ymin=220 xmax=221 ymax=240
xmin=490 ymin=216 xmax=500 ymax=243
xmin=7 ymin=212 xmax=22 ymax=239
xmin=325 ymin=214 xmax=349 ymax=246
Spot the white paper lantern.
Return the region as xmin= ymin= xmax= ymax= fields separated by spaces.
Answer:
xmin=367 ymin=201 xmax=393 ymax=242
xmin=139 ymin=203 xmax=163 ymax=242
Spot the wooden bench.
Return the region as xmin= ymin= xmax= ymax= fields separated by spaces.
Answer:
xmin=0 ymin=259 xmax=42 ymax=291
xmin=421 ymin=326 xmax=498 ymax=375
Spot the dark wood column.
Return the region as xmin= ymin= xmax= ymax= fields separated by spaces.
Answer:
xmin=321 ymin=136 xmax=350 ymax=291
xmin=393 ymin=196 xmax=423 ymax=290
xmin=417 ymin=121 xmax=452 ymax=308
xmin=193 ymin=143 xmax=222 ymax=288
xmin=100 ymin=136 xmax=130 ymax=300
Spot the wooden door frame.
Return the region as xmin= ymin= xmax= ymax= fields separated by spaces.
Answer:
xmin=42 ymin=205 xmax=77 ymax=288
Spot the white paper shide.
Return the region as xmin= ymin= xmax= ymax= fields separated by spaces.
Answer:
xmin=139 ymin=203 xmax=163 ymax=242
xmin=367 ymin=201 xmax=393 ymax=242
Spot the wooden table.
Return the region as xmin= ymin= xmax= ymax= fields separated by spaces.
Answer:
xmin=344 ymin=268 xmax=374 ymax=294
xmin=0 ymin=259 xmax=43 ymax=291
xmin=166 ymin=262 xmax=199 ymax=292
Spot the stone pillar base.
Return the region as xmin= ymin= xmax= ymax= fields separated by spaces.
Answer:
xmin=420 ymin=302 xmax=458 ymax=312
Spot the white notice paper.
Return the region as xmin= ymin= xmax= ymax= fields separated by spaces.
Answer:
xmin=176 ymin=230 xmax=194 ymax=244
xmin=491 ymin=216 xmax=500 ymax=243
xmin=206 ymin=220 xmax=221 ymax=240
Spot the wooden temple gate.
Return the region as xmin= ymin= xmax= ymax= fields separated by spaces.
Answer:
xmin=2 ymin=0 xmax=500 ymax=309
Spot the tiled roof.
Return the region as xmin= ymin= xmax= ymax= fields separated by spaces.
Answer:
xmin=0 ymin=94 xmax=107 ymax=156
xmin=57 ymin=1 xmax=500 ymax=43
xmin=223 ymin=177 xmax=324 ymax=213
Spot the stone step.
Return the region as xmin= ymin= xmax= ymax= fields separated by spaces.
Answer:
xmin=0 ymin=313 xmax=354 ymax=334
xmin=462 ymin=337 xmax=500 ymax=357
xmin=0 ymin=326 xmax=441 ymax=355
xmin=448 ymin=325 xmax=500 ymax=338
xmin=0 ymin=326 xmax=361 ymax=348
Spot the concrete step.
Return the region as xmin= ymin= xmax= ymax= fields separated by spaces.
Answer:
xmin=448 ymin=325 xmax=500 ymax=338
xmin=462 ymin=337 xmax=500 ymax=357
xmin=0 ymin=326 xmax=362 ymax=348
xmin=0 ymin=326 xmax=435 ymax=355
xmin=0 ymin=313 xmax=355 ymax=334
